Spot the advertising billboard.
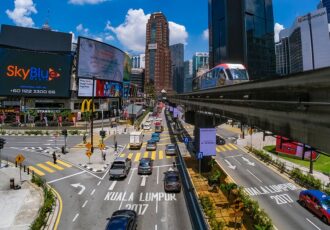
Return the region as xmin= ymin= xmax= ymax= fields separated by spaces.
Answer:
xmin=199 ymin=128 xmax=216 ymax=156
xmin=173 ymin=108 xmax=179 ymax=118
xmin=77 ymin=37 xmax=125 ymax=82
xmin=78 ymin=78 xmax=122 ymax=98
xmin=0 ymin=47 xmax=72 ymax=98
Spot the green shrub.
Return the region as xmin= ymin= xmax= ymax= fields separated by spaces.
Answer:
xmin=69 ymin=130 xmax=79 ymax=135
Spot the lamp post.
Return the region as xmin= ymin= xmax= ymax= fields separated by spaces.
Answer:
xmin=91 ymin=77 xmax=95 ymax=153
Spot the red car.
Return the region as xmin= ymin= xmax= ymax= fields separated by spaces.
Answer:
xmin=299 ymin=190 xmax=330 ymax=224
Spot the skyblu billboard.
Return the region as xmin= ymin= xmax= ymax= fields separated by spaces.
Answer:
xmin=0 ymin=47 xmax=72 ymax=97
xmin=199 ymin=128 xmax=216 ymax=156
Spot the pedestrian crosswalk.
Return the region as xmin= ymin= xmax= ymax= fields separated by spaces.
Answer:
xmin=21 ymin=146 xmax=61 ymax=154
xmin=28 ymin=160 xmax=72 ymax=176
xmin=216 ymin=143 xmax=238 ymax=152
xmin=119 ymin=150 xmax=174 ymax=162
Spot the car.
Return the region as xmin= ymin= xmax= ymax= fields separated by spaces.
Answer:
xmin=165 ymin=144 xmax=176 ymax=156
xmin=164 ymin=170 xmax=181 ymax=193
xmin=146 ymin=140 xmax=157 ymax=151
xmin=143 ymin=125 xmax=151 ymax=130
xmin=109 ymin=157 xmax=132 ymax=179
xmin=105 ymin=209 xmax=137 ymax=230
xmin=151 ymin=133 xmax=160 ymax=142
xmin=299 ymin=190 xmax=330 ymax=224
xmin=144 ymin=121 xmax=151 ymax=126
xmin=138 ymin=158 xmax=153 ymax=175
xmin=216 ymin=135 xmax=226 ymax=145
xmin=156 ymin=117 xmax=162 ymax=122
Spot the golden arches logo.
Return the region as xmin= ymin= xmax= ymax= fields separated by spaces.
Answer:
xmin=81 ymin=99 xmax=95 ymax=112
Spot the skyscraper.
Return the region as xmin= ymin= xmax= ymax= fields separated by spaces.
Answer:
xmin=192 ymin=52 xmax=209 ymax=78
xmin=184 ymin=60 xmax=193 ymax=93
xmin=145 ymin=12 xmax=171 ymax=94
xmin=320 ymin=0 xmax=330 ymax=22
xmin=208 ymin=0 xmax=276 ymax=80
xmin=132 ymin=54 xmax=145 ymax=69
xmin=170 ymin=43 xmax=184 ymax=93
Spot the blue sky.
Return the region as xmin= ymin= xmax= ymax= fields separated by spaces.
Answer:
xmin=0 ymin=0 xmax=322 ymax=60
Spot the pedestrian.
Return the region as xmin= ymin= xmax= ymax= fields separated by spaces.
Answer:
xmin=115 ymin=141 xmax=118 ymax=151
xmin=102 ymin=150 xmax=106 ymax=161
xmin=52 ymin=152 xmax=57 ymax=164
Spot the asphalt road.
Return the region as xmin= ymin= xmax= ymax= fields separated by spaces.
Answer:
xmin=1 ymin=113 xmax=192 ymax=230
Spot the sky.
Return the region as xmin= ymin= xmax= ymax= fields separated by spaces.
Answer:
xmin=0 ymin=0 xmax=322 ymax=60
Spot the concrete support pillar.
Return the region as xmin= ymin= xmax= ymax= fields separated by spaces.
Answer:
xmin=184 ymin=110 xmax=195 ymax=124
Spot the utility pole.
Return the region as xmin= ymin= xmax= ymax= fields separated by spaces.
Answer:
xmin=91 ymin=77 xmax=95 ymax=153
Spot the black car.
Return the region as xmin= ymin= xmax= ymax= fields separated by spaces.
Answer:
xmin=216 ymin=135 xmax=226 ymax=145
xmin=138 ymin=158 xmax=153 ymax=175
xmin=105 ymin=210 xmax=137 ymax=230
xmin=164 ymin=170 xmax=181 ymax=193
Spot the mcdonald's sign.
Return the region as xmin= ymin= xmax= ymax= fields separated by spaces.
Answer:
xmin=81 ymin=99 xmax=95 ymax=112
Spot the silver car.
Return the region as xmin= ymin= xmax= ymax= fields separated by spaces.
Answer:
xmin=165 ymin=144 xmax=176 ymax=156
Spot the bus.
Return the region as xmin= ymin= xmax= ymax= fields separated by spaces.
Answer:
xmin=192 ymin=63 xmax=249 ymax=91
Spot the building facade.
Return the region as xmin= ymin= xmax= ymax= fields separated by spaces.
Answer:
xmin=132 ymin=54 xmax=145 ymax=68
xmin=145 ymin=12 xmax=171 ymax=94
xmin=192 ymin=52 xmax=209 ymax=78
xmin=208 ymin=0 xmax=276 ymax=80
xmin=130 ymin=68 xmax=145 ymax=92
xmin=170 ymin=43 xmax=184 ymax=93
xmin=276 ymin=7 xmax=330 ymax=75
xmin=184 ymin=60 xmax=193 ymax=92
xmin=320 ymin=0 xmax=330 ymax=22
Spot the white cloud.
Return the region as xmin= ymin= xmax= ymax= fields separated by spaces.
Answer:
xmin=68 ymin=0 xmax=107 ymax=5
xmin=169 ymin=21 xmax=188 ymax=45
xmin=76 ymin=23 xmax=89 ymax=33
xmin=105 ymin=34 xmax=115 ymax=41
xmin=274 ymin=22 xmax=284 ymax=42
xmin=94 ymin=37 xmax=103 ymax=42
xmin=6 ymin=0 xmax=37 ymax=27
xmin=107 ymin=9 xmax=150 ymax=52
xmin=202 ymin=28 xmax=209 ymax=40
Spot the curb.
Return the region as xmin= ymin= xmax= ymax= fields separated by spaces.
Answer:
xmin=79 ymin=163 xmax=109 ymax=173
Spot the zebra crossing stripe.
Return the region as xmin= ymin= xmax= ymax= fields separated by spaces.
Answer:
xmin=57 ymin=160 xmax=72 ymax=168
xmin=28 ymin=166 xmax=45 ymax=176
xmin=159 ymin=150 xmax=164 ymax=159
xmin=224 ymin=145 xmax=233 ymax=151
xmin=151 ymin=151 xmax=156 ymax=160
xmin=219 ymin=146 xmax=226 ymax=152
xmin=134 ymin=152 xmax=141 ymax=162
xmin=128 ymin=153 xmax=133 ymax=159
xmin=37 ymin=163 xmax=55 ymax=173
xmin=120 ymin=153 xmax=126 ymax=157
xmin=229 ymin=143 xmax=238 ymax=149
xmin=46 ymin=161 xmax=64 ymax=170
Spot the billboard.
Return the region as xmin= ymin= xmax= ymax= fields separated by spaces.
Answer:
xmin=78 ymin=78 xmax=122 ymax=97
xmin=77 ymin=37 xmax=126 ymax=82
xmin=0 ymin=47 xmax=72 ymax=97
xmin=173 ymin=108 xmax=179 ymax=118
xmin=199 ymin=128 xmax=216 ymax=156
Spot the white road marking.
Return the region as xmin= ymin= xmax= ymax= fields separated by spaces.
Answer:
xmin=306 ymin=218 xmax=321 ymax=230
xmin=118 ymin=192 xmax=127 ymax=210
xmin=273 ymin=226 xmax=279 ymax=230
xmin=156 ymin=197 xmax=158 ymax=213
xmin=82 ymin=200 xmax=88 ymax=208
xmin=128 ymin=168 xmax=136 ymax=184
xmin=71 ymin=183 xmax=86 ymax=195
xmin=90 ymin=189 xmax=96 ymax=196
xmin=109 ymin=181 xmax=117 ymax=191
xmin=246 ymin=169 xmax=263 ymax=183
xmin=155 ymin=224 xmax=158 ymax=230
xmin=47 ymin=171 xmax=85 ymax=184
xmin=157 ymin=167 xmax=159 ymax=184
xmin=97 ymin=181 xmax=101 ymax=186
xmin=101 ymin=168 xmax=110 ymax=180
xmin=72 ymin=213 xmax=79 ymax=222
xmin=141 ymin=175 xmax=148 ymax=187
xmin=224 ymin=159 xmax=236 ymax=170
xmin=233 ymin=157 xmax=242 ymax=165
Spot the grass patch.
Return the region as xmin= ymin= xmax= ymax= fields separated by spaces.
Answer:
xmin=263 ymin=145 xmax=330 ymax=175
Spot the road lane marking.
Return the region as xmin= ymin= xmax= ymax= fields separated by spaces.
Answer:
xmin=224 ymin=145 xmax=233 ymax=151
xmin=159 ymin=150 xmax=164 ymax=160
xmin=82 ymin=200 xmax=88 ymax=208
xmin=47 ymin=171 xmax=85 ymax=184
xmin=141 ymin=176 xmax=147 ymax=186
xmin=128 ymin=153 xmax=133 ymax=159
xmin=216 ymin=147 xmax=221 ymax=152
xmin=128 ymin=168 xmax=136 ymax=184
xmin=134 ymin=152 xmax=141 ymax=162
xmin=229 ymin=143 xmax=238 ymax=149
xmin=46 ymin=161 xmax=64 ymax=170
xmin=90 ymin=189 xmax=96 ymax=196
xmin=218 ymin=146 xmax=226 ymax=152
xmin=51 ymin=187 xmax=62 ymax=230
xmin=120 ymin=153 xmax=126 ymax=157
xmin=233 ymin=157 xmax=242 ymax=165
xmin=72 ymin=213 xmax=79 ymax=222
xmin=109 ymin=181 xmax=117 ymax=190
xmin=246 ymin=169 xmax=263 ymax=183
xmin=157 ymin=167 xmax=159 ymax=184
xmin=155 ymin=224 xmax=158 ymax=230
xmin=118 ymin=192 xmax=127 ymax=210
xmin=151 ymin=151 xmax=156 ymax=160
xmin=57 ymin=160 xmax=72 ymax=168
xmin=143 ymin=152 xmax=149 ymax=158
xmin=28 ymin=166 xmax=45 ymax=176
xmin=306 ymin=218 xmax=321 ymax=230
xmin=97 ymin=181 xmax=101 ymax=186
xmin=37 ymin=163 xmax=55 ymax=173
xmin=156 ymin=196 xmax=158 ymax=213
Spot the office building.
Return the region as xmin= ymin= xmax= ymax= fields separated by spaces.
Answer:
xmin=192 ymin=52 xmax=208 ymax=78
xmin=132 ymin=54 xmax=145 ymax=68
xmin=319 ymin=0 xmax=330 ymax=22
xmin=130 ymin=68 xmax=145 ymax=92
xmin=145 ymin=12 xmax=171 ymax=93
xmin=208 ymin=0 xmax=276 ymax=80
xmin=170 ymin=43 xmax=184 ymax=93
xmin=184 ymin=60 xmax=193 ymax=92
xmin=276 ymin=7 xmax=330 ymax=75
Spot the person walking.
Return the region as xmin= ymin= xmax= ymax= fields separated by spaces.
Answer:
xmin=52 ymin=152 xmax=57 ymax=164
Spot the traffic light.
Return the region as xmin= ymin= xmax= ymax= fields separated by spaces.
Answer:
xmin=99 ymin=130 xmax=106 ymax=138
xmin=0 ymin=138 xmax=6 ymax=149
xmin=62 ymin=129 xmax=68 ymax=137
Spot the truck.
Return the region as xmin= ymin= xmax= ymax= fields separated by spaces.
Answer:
xmin=154 ymin=121 xmax=163 ymax=133
xmin=129 ymin=131 xmax=143 ymax=149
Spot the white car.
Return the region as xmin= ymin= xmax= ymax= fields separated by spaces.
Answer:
xmin=144 ymin=121 xmax=151 ymax=126
xmin=143 ymin=125 xmax=151 ymax=130
xmin=147 ymin=117 xmax=153 ymax=122
xmin=156 ymin=117 xmax=162 ymax=122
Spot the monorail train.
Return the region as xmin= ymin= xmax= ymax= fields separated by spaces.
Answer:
xmin=192 ymin=63 xmax=249 ymax=91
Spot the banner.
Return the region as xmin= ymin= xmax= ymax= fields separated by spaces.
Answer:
xmin=199 ymin=128 xmax=216 ymax=156
xmin=78 ymin=78 xmax=122 ymax=97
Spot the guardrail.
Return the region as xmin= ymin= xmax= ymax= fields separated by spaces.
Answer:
xmin=165 ymin=112 xmax=209 ymax=230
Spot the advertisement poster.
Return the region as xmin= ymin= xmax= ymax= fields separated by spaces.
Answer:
xmin=0 ymin=47 xmax=72 ymax=97
xmin=173 ymin=108 xmax=179 ymax=118
xmin=77 ymin=37 xmax=125 ymax=82
xmin=78 ymin=78 xmax=94 ymax=97
xmin=78 ymin=78 xmax=122 ymax=97
xmin=199 ymin=128 xmax=216 ymax=156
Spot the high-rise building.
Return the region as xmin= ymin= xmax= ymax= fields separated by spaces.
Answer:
xmin=130 ymin=68 xmax=145 ymax=92
xmin=170 ymin=43 xmax=184 ymax=93
xmin=184 ymin=60 xmax=193 ymax=93
xmin=208 ymin=0 xmax=276 ymax=80
xmin=320 ymin=0 xmax=330 ymax=22
xmin=192 ymin=52 xmax=209 ymax=78
xmin=132 ymin=54 xmax=145 ymax=68
xmin=276 ymin=7 xmax=330 ymax=75
xmin=145 ymin=12 xmax=171 ymax=94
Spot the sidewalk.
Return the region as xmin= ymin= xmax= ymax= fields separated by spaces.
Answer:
xmin=0 ymin=163 xmax=43 ymax=230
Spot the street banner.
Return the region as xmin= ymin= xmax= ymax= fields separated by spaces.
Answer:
xmin=199 ymin=128 xmax=216 ymax=156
